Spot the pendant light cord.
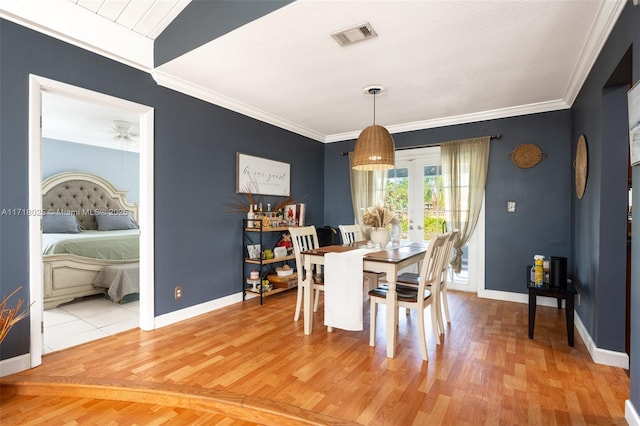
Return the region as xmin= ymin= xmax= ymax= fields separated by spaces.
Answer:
xmin=369 ymin=87 xmax=379 ymax=125
xmin=373 ymin=89 xmax=376 ymax=125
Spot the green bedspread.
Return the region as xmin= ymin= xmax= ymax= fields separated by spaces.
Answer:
xmin=42 ymin=229 xmax=139 ymax=260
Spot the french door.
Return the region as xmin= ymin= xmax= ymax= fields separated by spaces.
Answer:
xmin=386 ymin=146 xmax=477 ymax=289
xmin=386 ymin=147 xmax=444 ymax=243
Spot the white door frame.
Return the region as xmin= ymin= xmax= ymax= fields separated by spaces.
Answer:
xmin=28 ymin=75 xmax=155 ymax=368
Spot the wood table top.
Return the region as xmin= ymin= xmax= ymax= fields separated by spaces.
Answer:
xmin=302 ymin=242 xmax=428 ymax=264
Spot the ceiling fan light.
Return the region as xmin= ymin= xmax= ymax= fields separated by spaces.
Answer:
xmin=352 ymin=124 xmax=395 ymax=170
xmin=112 ymin=120 xmax=136 ymax=143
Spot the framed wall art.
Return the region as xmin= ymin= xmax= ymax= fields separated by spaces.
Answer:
xmin=628 ymin=80 xmax=640 ymax=166
xmin=236 ymin=153 xmax=291 ymax=196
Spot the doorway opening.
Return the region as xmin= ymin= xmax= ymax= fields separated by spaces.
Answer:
xmin=28 ymin=75 xmax=155 ymax=368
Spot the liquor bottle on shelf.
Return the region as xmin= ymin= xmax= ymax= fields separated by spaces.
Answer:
xmin=247 ymin=204 xmax=255 ymax=228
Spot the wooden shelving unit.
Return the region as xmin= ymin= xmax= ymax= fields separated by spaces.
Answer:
xmin=242 ymin=219 xmax=297 ymax=305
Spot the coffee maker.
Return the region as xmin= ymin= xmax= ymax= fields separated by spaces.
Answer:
xmin=549 ymin=256 xmax=567 ymax=288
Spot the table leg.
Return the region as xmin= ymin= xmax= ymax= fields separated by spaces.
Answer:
xmin=566 ymin=293 xmax=575 ymax=346
xmin=528 ymin=290 xmax=536 ymax=339
xmin=303 ymin=255 xmax=313 ymax=335
xmin=386 ymin=276 xmax=397 ymax=358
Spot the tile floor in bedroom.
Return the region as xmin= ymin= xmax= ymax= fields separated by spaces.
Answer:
xmin=43 ymin=295 xmax=139 ymax=354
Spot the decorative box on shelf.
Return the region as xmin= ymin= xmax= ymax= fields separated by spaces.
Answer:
xmin=267 ymin=273 xmax=298 ymax=289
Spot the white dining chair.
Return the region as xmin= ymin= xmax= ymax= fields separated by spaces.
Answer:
xmin=338 ymin=224 xmax=363 ymax=244
xmin=338 ymin=224 xmax=386 ymax=290
xmin=368 ymin=233 xmax=450 ymax=361
xmin=395 ymin=231 xmax=457 ymax=340
xmin=439 ymin=229 xmax=459 ymax=326
xmin=289 ymin=226 xmax=325 ymax=322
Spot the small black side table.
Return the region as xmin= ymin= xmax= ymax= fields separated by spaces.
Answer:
xmin=527 ymin=281 xmax=577 ymax=346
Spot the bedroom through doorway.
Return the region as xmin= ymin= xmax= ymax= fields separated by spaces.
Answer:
xmin=28 ymin=76 xmax=155 ymax=367
xmin=40 ymin=92 xmax=142 ymax=353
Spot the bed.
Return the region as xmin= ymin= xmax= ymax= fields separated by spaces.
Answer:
xmin=41 ymin=171 xmax=139 ymax=309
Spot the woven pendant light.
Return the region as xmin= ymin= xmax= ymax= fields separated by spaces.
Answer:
xmin=352 ymin=87 xmax=395 ymax=170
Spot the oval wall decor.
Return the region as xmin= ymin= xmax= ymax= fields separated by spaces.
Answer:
xmin=510 ymin=143 xmax=544 ymax=168
xmin=574 ymin=134 xmax=588 ymax=200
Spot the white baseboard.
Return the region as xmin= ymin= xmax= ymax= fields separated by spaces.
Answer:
xmin=154 ymin=292 xmax=243 ymax=329
xmin=478 ymin=288 xmax=560 ymax=307
xmin=627 ymin=400 xmax=640 ymax=426
xmin=574 ymin=313 xmax=629 ymax=369
xmin=478 ymin=288 xmax=629 ymax=368
xmin=0 ymin=353 xmax=31 ymax=377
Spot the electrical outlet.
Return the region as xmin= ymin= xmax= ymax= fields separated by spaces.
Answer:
xmin=175 ymin=286 xmax=183 ymax=300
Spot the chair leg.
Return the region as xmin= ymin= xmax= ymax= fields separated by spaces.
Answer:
xmin=417 ymin=306 xmax=428 ymax=361
xmin=294 ymin=285 xmax=303 ymax=321
xmin=431 ymin=302 xmax=441 ymax=345
xmin=313 ymin=289 xmax=320 ymax=312
xmin=441 ymin=285 xmax=451 ymax=324
xmin=369 ymin=298 xmax=377 ymax=347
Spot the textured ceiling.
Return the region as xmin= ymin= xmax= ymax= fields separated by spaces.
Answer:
xmin=1 ymin=0 xmax=627 ymax=145
xmin=153 ymin=0 xmax=625 ymax=142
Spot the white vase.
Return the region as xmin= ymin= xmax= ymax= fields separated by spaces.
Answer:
xmin=370 ymin=227 xmax=391 ymax=248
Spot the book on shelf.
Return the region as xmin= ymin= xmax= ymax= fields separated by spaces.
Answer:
xmin=296 ymin=203 xmax=305 ymax=227
xmin=285 ymin=204 xmax=296 ymax=226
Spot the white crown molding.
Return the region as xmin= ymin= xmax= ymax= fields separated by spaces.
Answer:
xmin=325 ymin=99 xmax=571 ymax=143
xmin=0 ymin=0 xmax=153 ymax=71
xmin=154 ymin=65 xmax=571 ymax=144
xmin=151 ymin=70 xmax=327 ymax=142
xmin=562 ymin=0 xmax=627 ymax=106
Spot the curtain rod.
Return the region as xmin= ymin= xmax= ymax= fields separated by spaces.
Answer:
xmin=340 ymin=133 xmax=502 ymax=156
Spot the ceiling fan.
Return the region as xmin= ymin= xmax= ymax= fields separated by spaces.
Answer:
xmin=112 ymin=120 xmax=138 ymax=143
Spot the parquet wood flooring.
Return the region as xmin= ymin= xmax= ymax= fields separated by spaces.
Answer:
xmin=0 ymin=290 xmax=629 ymax=425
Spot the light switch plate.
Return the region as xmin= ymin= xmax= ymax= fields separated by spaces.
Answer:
xmin=507 ymin=201 xmax=516 ymax=213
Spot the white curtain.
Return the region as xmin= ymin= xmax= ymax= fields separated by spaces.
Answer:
xmin=441 ymin=136 xmax=490 ymax=273
xmin=348 ymin=152 xmax=387 ymax=236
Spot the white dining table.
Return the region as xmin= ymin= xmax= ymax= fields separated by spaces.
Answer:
xmin=300 ymin=242 xmax=428 ymax=358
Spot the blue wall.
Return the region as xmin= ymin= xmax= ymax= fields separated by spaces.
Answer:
xmin=0 ymin=18 xmax=324 ymax=359
xmin=570 ymin=0 xmax=640 ymax=410
xmin=324 ymin=110 xmax=572 ymax=295
xmin=42 ymin=138 xmax=140 ymax=203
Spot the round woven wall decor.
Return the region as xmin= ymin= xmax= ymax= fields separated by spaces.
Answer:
xmin=510 ymin=143 xmax=543 ymax=168
xmin=575 ymin=135 xmax=588 ymax=200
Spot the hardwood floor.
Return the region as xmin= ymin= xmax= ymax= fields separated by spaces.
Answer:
xmin=0 ymin=289 xmax=629 ymax=425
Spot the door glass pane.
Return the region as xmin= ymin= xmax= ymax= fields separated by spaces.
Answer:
xmin=423 ymin=165 xmax=444 ymax=241
xmin=386 ymin=167 xmax=408 ymax=239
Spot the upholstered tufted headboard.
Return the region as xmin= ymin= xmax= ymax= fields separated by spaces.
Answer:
xmin=42 ymin=171 xmax=138 ymax=230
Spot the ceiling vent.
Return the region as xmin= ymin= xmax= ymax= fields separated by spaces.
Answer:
xmin=331 ymin=22 xmax=378 ymax=47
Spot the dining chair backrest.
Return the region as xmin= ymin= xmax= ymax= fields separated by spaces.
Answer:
xmin=417 ymin=233 xmax=451 ymax=299
xmin=443 ymin=230 xmax=459 ymax=275
xmin=289 ymin=226 xmax=321 ymax=281
xmin=338 ymin=224 xmax=363 ymax=244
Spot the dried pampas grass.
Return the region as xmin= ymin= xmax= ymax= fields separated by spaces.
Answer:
xmin=362 ymin=205 xmax=398 ymax=228
xmin=1 ymin=286 xmax=32 ymax=344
